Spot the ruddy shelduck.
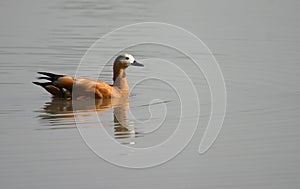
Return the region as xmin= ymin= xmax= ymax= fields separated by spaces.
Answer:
xmin=33 ymin=53 xmax=144 ymax=99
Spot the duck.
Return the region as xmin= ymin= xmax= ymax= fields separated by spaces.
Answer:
xmin=33 ymin=53 xmax=144 ymax=99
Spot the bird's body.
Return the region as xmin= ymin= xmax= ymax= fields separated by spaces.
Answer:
xmin=33 ymin=54 xmax=143 ymax=99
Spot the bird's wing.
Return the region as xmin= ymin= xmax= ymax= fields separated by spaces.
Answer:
xmin=72 ymin=78 xmax=113 ymax=99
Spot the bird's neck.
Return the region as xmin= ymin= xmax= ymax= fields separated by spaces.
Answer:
xmin=113 ymin=68 xmax=129 ymax=92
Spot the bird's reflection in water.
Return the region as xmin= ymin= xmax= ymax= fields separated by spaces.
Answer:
xmin=113 ymin=99 xmax=136 ymax=143
xmin=38 ymin=97 xmax=136 ymax=145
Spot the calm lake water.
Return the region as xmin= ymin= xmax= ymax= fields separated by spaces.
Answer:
xmin=0 ymin=0 xmax=299 ymax=188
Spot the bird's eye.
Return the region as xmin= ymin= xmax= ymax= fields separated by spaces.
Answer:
xmin=125 ymin=57 xmax=129 ymax=60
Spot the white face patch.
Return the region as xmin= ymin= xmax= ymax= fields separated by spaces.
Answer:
xmin=116 ymin=53 xmax=136 ymax=65
xmin=124 ymin=53 xmax=135 ymax=64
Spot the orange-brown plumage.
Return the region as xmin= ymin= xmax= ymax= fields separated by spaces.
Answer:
xmin=33 ymin=54 xmax=143 ymax=99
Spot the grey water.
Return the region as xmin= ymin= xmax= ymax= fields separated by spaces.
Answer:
xmin=0 ymin=0 xmax=299 ymax=188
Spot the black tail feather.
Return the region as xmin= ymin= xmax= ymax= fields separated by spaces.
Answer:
xmin=37 ymin=76 xmax=52 ymax=81
xmin=33 ymin=72 xmax=65 ymax=87
xmin=33 ymin=72 xmax=71 ymax=98
xmin=34 ymin=72 xmax=65 ymax=84
xmin=37 ymin=72 xmax=65 ymax=80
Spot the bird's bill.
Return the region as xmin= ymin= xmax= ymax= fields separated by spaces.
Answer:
xmin=131 ymin=60 xmax=144 ymax=67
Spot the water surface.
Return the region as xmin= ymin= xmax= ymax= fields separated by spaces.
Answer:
xmin=0 ymin=0 xmax=299 ymax=188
